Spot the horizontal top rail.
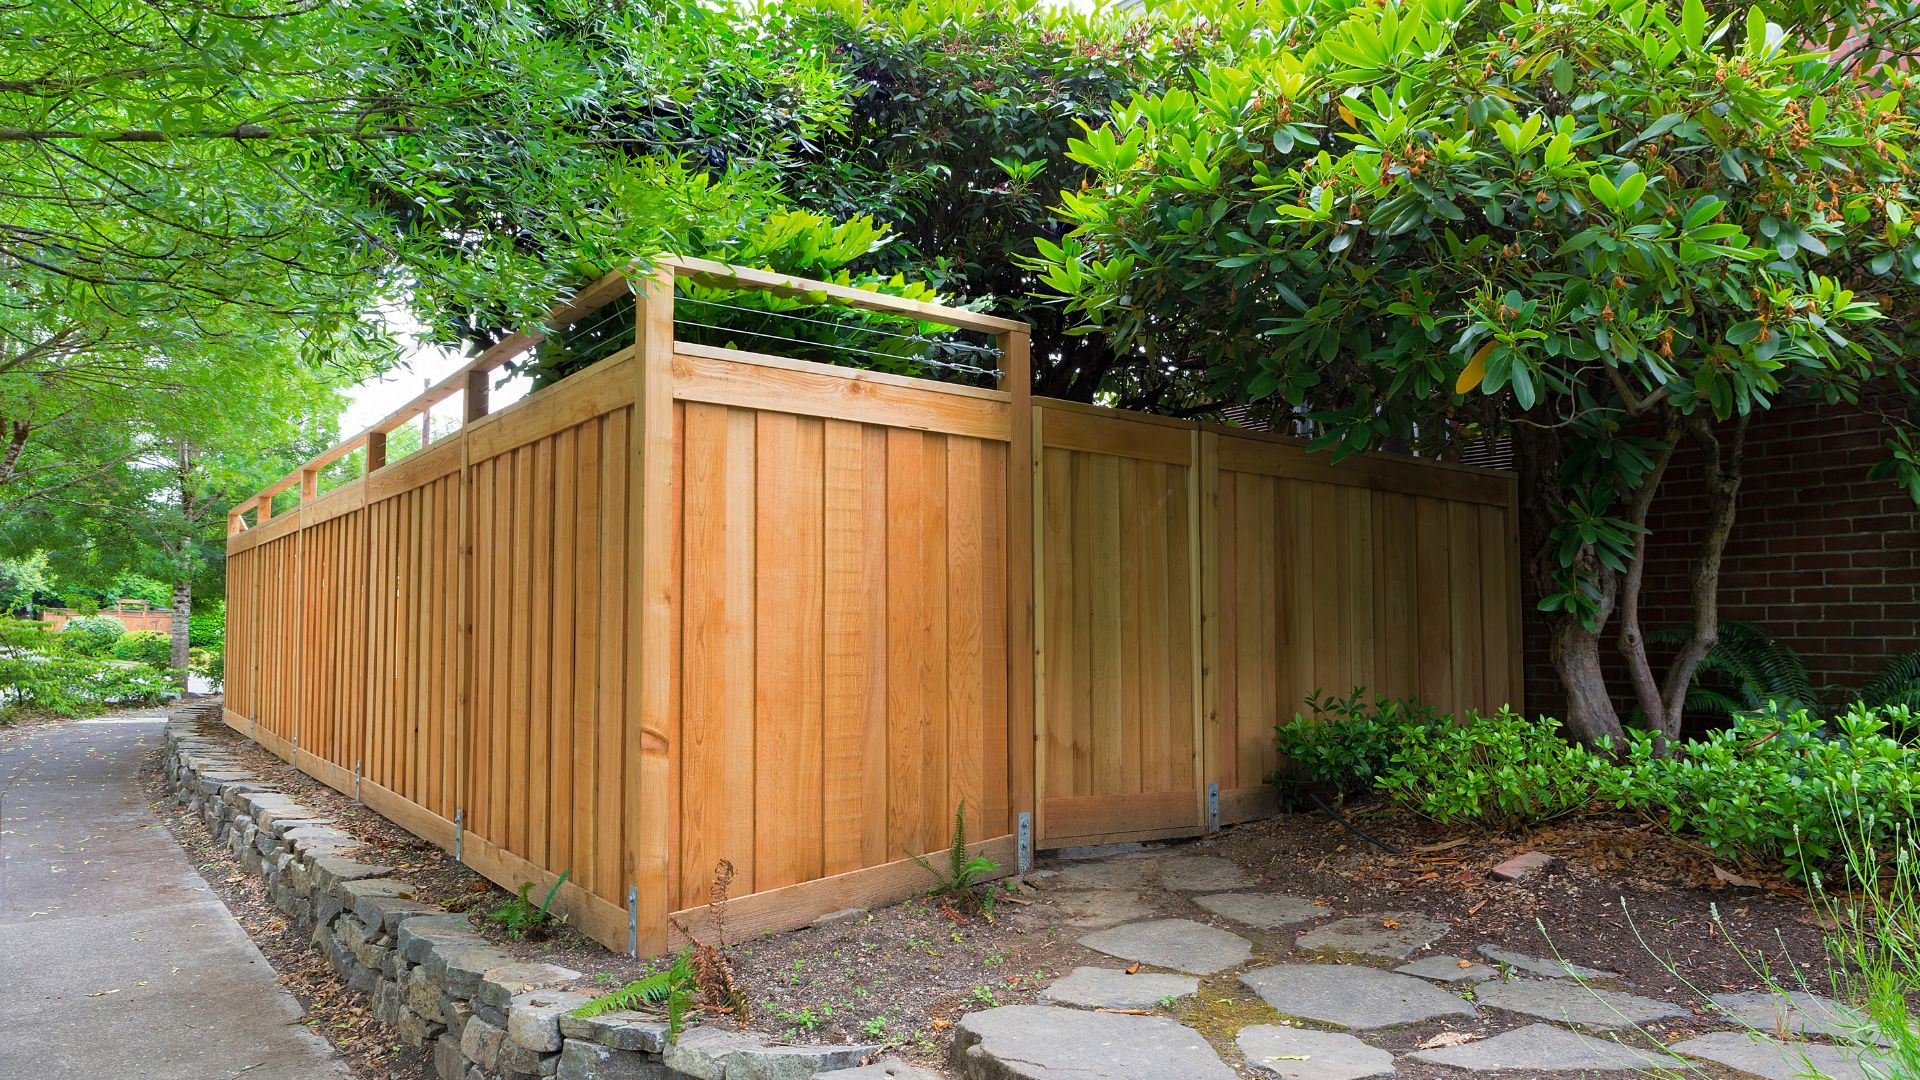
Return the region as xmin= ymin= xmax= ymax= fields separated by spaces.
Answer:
xmin=227 ymin=255 xmax=1031 ymax=533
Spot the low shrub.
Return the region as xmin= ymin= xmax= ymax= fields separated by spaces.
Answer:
xmin=203 ymin=647 xmax=224 ymax=685
xmin=1271 ymin=690 xmax=1435 ymax=799
xmin=111 ymin=630 xmax=175 ymax=669
xmin=189 ymin=608 xmax=223 ymax=650
xmin=1 ymin=645 xmax=175 ymax=723
xmin=1377 ymin=710 xmax=1610 ymax=828
xmin=58 ymin=614 xmax=125 ymax=656
xmin=1607 ymin=702 xmax=1920 ymax=883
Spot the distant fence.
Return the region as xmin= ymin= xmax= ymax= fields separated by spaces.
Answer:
xmin=224 ymin=256 xmax=1519 ymax=956
xmin=38 ymin=604 xmax=173 ymax=635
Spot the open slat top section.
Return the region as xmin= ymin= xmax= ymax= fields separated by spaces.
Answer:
xmin=227 ymin=255 xmax=1029 ymax=529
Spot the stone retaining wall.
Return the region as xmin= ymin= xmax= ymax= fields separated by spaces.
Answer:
xmin=161 ymin=704 xmax=897 ymax=1080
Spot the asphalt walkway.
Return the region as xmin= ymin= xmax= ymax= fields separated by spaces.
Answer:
xmin=0 ymin=715 xmax=350 ymax=1080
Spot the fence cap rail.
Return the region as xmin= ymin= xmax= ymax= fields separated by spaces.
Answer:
xmin=227 ymin=256 xmax=1029 ymax=528
xmin=660 ymin=255 xmax=1027 ymax=335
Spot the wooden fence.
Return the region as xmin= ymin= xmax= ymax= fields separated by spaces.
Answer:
xmin=225 ymin=256 xmax=1519 ymax=956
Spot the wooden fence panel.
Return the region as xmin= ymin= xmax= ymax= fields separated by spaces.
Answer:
xmin=296 ymin=504 xmax=367 ymax=775
xmin=463 ymin=374 xmax=636 ymax=933
xmin=222 ymin=264 xmax=1522 ymax=956
xmin=363 ymin=440 xmax=463 ymax=823
xmin=1208 ymin=429 xmax=1522 ymax=822
xmin=1034 ymin=405 xmax=1202 ymax=847
xmin=670 ymin=349 xmax=1011 ymax=914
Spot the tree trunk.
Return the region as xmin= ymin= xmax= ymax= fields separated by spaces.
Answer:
xmin=170 ymin=574 xmax=191 ymax=692
xmin=1551 ymin=616 xmax=1627 ymax=745
xmin=1649 ymin=414 xmax=1749 ymax=740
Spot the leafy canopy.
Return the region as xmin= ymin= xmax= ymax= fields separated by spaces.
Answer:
xmin=1029 ymin=0 xmax=1920 ymax=619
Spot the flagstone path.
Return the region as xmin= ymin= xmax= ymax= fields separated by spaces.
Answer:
xmin=950 ymin=846 xmax=1895 ymax=1080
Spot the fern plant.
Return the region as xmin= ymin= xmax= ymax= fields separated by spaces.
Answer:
xmin=1649 ymin=620 xmax=1818 ymax=719
xmin=910 ymin=800 xmax=1000 ymax=912
xmin=1859 ymin=650 xmax=1920 ymax=712
xmin=488 ymin=869 xmax=570 ymax=941
xmin=572 ymin=948 xmax=697 ymax=1043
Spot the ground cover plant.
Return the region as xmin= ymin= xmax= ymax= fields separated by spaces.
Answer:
xmin=1274 ymin=691 xmax=1920 ymax=882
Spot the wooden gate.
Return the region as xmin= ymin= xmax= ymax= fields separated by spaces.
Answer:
xmin=1033 ymin=402 xmax=1205 ymax=847
xmin=1029 ymin=400 xmax=1523 ymax=849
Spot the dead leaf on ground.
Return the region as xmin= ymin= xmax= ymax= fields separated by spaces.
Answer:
xmin=1125 ymin=963 xmax=1141 ymax=975
xmin=1712 ymin=864 xmax=1763 ymax=889
xmin=1381 ymin=918 xmax=1402 ymax=930
xmin=1418 ymin=1032 xmax=1483 ymax=1049
xmin=1411 ymin=838 xmax=1471 ymax=854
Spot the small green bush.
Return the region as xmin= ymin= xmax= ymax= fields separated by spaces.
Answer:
xmin=1377 ymin=710 xmax=1609 ymax=828
xmin=111 ymin=630 xmax=175 ymax=669
xmin=204 ymin=647 xmax=224 ymax=685
xmin=1607 ymin=703 xmax=1920 ymax=882
xmin=1272 ymin=690 xmax=1436 ymax=799
xmin=189 ymin=608 xmax=223 ymax=649
xmin=2 ymin=619 xmax=174 ymax=721
xmin=58 ymin=614 xmax=125 ymax=656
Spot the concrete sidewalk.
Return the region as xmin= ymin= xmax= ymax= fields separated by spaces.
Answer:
xmin=0 ymin=715 xmax=351 ymax=1080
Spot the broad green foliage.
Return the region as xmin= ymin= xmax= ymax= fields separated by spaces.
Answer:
xmin=1272 ymin=689 xmax=1438 ymax=798
xmin=777 ymin=0 xmax=1208 ymax=401
xmin=1380 ymin=710 xmax=1613 ymax=826
xmin=110 ymin=631 xmax=175 ymax=670
xmin=1275 ymin=689 xmax=1920 ymax=879
xmin=1029 ymin=0 xmax=1920 ymax=622
xmin=57 ymin=615 xmax=125 ymax=657
xmin=1276 ymin=696 xmax=1606 ymax=825
xmin=1608 ymin=702 xmax=1920 ymax=881
xmin=0 ymin=619 xmax=174 ymax=722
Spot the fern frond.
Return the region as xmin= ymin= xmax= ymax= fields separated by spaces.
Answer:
xmin=540 ymin=868 xmax=571 ymax=919
xmin=949 ymin=799 xmax=969 ymax=882
xmin=1859 ymin=650 xmax=1920 ymax=710
xmin=573 ymin=971 xmax=674 ymax=1017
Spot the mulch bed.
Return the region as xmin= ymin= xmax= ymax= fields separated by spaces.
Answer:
xmin=149 ymin=718 xmax=1835 ymax=1077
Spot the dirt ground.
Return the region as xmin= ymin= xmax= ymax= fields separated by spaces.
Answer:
xmin=150 ymin=717 xmax=1837 ymax=1077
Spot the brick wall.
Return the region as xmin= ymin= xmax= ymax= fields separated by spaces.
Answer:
xmin=1523 ymin=400 xmax=1920 ymax=720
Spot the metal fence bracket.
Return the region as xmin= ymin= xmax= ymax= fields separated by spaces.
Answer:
xmin=1207 ymin=783 xmax=1220 ymax=833
xmin=353 ymin=760 xmax=362 ymax=802
xmin=1016 ymin=812 xmax=1033 ymax=876
xmin=453 ymin=808 xmax=464 ymax=861
xmin=627 ymin=885 xmax=639 ymax=957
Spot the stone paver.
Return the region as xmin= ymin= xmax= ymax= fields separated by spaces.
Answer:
xmin=1194 ymin=892 xmax=1324 ymax=929
xmin=1294 ymin=913 xmax=1450 ymax=960
xmin=1052 ymin=856 xmax=1154 ymax=890
xmin=1396 ymin=955 xmax=1498 ymax=983
xmin=1472 ymin=977 xmax=1685 ymax=1030
xmin=0 ymin=716 xmax=351 ymax=1080
xmin=1079 ymin=918 xmax=1252 ymax=975
xmin=1049 ymin=889 xmax=1153 ymax=929
xmin=1236 ymin=1025 xmax=1394 ymax=1080
xmin=1240 ymin=964 xmax=1478 ymax=1029
xmin=1671 ymin=1031 xmax=1891 ymax=1080
xmin=1710 ymin=990 xmax=1878 ymax=1043
xmin=1409 ymin=1023 xmax=1683 ymax=1072
xmin=1158 ymin=852 xmax=1253 ymax=890
xmin=952 ymin=1005 xmax=1237 ymax=1080
xmin=1476 ymin=944 xmax=1620 ymax=980
xmin=833 ymin=1059 xmax=946 ymax=1080
xmin=1050 ymin=851 xmax=1250 ymax=892
xmin=1040 ymin=967 xmax=1198 ymax=1010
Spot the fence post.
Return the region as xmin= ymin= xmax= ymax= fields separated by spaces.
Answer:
xmin=465 ymin=369 xmax=490 ymax=424
xmin=367 ymin=431 xmax=388 ymax=473
xmin=999 ymin=327 xmax=1034 ymax=840
xmin=631 ymin=265 xmax=675 ymax=956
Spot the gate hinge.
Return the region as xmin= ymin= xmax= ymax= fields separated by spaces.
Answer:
xmin=1207 ymin=783 xmax=1221 ymax=833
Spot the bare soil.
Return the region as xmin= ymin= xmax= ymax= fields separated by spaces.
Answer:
xmin=153 ymin=718 xmax=1834 ymax=1078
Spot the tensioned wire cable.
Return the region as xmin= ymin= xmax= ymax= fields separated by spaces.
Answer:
xmin=672 ymin=317 xmax=1004 ymax=380
xmin=674 ymin=294 xmax=1003 ymax=361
